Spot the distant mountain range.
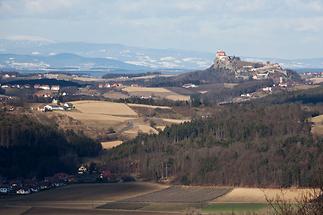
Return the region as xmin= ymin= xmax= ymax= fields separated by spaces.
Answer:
xmin=0 ymin=38 xmax=322 ymax=73
xmin=0 ymin=39 xmax=213 ymax=71
xmin=0 ymin=53 xmax=148 ymax=73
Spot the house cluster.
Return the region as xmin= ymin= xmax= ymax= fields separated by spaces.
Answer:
xmin=34 ymin=84 xmax=60 ymax=91
xmin=0 ymin=84 xmax=30 ymax=89
xmin=0 ymin=84 xmax=60 ymax=91
xmin=0 ymin=73 xmax=16 ymax=79
xmin=38 ymin=99 xmax=74 ymax=112
xmin=76 ymin=164 xmax=134 ymax=183
xmin=98 ymin=82 xmax=122 ymax=89
xmin=249 ymin=63 xmax=287 ymax=81
xmin=302 ymin=72 xmax=323 ymax=78
xmin=0 ymin=173 xmax=74 ymax=195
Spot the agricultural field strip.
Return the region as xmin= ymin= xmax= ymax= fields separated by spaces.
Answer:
xmin=122 ymin=87 xmax=190 ymax=101
xmin=127 ymin=103 xmax=172 ymax=109
xmin=212 ymin=188 xmax=317 ymax=203
xmin=123 ymin=87 xmax=172 ymax=93
xmin=108 ymin=186 xmax=231 ymax=203
xmin=101 ymin=140 xmax=123 ymax=149
xmin=63 ymin=112 xmax=136 ymax=122
xmin=70 ymin=100 xmax=138 ymax=116
xmin=311 ymin=114 xmax=323 ymax=124
xmin=162 ymin=118 xmax=191 ymax=124
xmin=21 ymin=206 xmax=184 ymax=215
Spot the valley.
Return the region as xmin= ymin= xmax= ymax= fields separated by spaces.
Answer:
xmin=2 ymin=2 xmax=323 ymax=214
xmin=0 ymin=50 xmax=322 ymax=215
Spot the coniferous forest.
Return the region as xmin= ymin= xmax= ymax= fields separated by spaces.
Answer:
xmin=106 ymin=103 xmax=323 ymax=187
xmin=0 ymin=112 xmax=102 ymax=178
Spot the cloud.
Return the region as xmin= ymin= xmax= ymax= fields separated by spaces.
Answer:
xmin=288 ymin=17 xmax=323 ymax=32
xmin=0 ymin=0 xmax=323 ymax=58
xmin=5 ymin=35 xmax=54 ymax=42
xmin=285 ymin=0 xmax=323 ymax=12
xmin=23 ymin=0 xmax=76 ymax=13
xmin=0 ymin=0 xmax=80 ymax=18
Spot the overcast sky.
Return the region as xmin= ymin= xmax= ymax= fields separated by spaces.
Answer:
xmin=0 ymin=0 xmax=323 ymax=58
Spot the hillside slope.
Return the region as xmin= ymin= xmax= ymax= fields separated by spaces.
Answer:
xmin=0 ymin=112 xmax=102 ymax=178
xmin=106 ymin=103 xmax=323 ymax=187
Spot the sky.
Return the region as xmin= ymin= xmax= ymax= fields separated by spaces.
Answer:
xmin=0 ymin=0 xmax=323 ymax=59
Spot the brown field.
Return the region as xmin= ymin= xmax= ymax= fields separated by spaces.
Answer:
xmin=34 ymin=100 xmax=189 ymax=141
xmin=71 ymin=100 xmax=137 ymax=116
xmin=99 ymin=185 xmax=230 ymax=212
xmin=156 ymin=125 xmax=166 ymax=131
xmin=59 ymin=100 xmax=138 ymax=130
xmin=52 ymin=100 xmax=190 ymax=139
xmin=123 ymin=125 xmax=158 ymax=135
xmin=123 ymin=86 xmax=171 ymax=93
xmin=101 ymin=140 xmax=123 ymax=149
xmin=213 ymin=188 xmax=316 ymax=203
xmin=291 ymin=84 xmax=320 ymax=91
xmin=62 ymin=111 xmax=135 ymax=128
xmin=0 ymin=183 xmax=170 ymax=215
xmin=127 ymin=103 xmax=171 ymax=109
xmin=103 ymin=91 xmax=130 ymax=100
xmin=162 ymin=118 xmax=190 ymax=124
xmin=311 ymin=114 xmax=323 ymax=136
xmin=224 ymin=83 xmax=239 ymax=89
xmin=310 ymin=77 xmax=323 ymax=84
xmin=1 ymin=183 xmax=318 ymax=215
xmin=165 ymin=94 xmax=190 ymax=101
xmin=123 ymin=186 xmax=230 ymax=203
xmin=311 ymin=114 xmax=323 ymax=124
xmin=19 ymin=207 xmax=179 ymax=215
xmin=122 ymin=86 xmax=190 ymax=101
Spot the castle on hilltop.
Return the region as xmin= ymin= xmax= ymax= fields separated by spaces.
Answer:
xmin=215 ymin=50 xmax=228 ymax=61
xmin=213 ymin=50 xmax=288 ymax=83
xmin=213 ymin=50 xmax=240 ymax=71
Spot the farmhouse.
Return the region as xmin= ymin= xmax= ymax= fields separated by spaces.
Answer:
xmin=262 ymin=87 xmax=272 ymax=92
xmin=51 ymin=85 xmax=60 ymax=91
xmin=44 ymin=105 xmax=64 ymax=112
xmin=0 ymin=84 xmax=9 ymax=88
xmin=63 ymin=103 xmax=74 ymax=110
xmin=98 ymin=83 xmax=111 ymax=88
xmin=34 ymin=90 xmax=54 ymax=98
xmin=39 ymin=85 xmax=50 ymax=90
xmin=182 ymin=83 xmax=198 ymax=88
xmin=78 ymin=165 xmax=87 ymax=175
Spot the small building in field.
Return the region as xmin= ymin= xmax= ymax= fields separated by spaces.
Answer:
xmin=63 ymin=103 xmax=74 ymax=110
xmin=78 ymin=165 xmax=87 ymax=175
xmin=51 ymin=85 xmax=60 ymax=91
xmin=44 ymin=105 xmax=64 ymax=112
xmin=182 ymin=83 xmax=198 ymax=88
xmin=41 ymin=85 xmax=50 ymax=90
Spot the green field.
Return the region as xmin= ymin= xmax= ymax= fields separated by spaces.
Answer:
xmin=202 ymin=203 xmax=269 ymax=214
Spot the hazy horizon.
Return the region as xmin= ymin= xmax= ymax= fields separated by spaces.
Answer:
xmin=1 ymin=0 xmax=323 ymax=59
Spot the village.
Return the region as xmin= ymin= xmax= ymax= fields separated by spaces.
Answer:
xmin=0 ymin=164 xmax=133 ymax=196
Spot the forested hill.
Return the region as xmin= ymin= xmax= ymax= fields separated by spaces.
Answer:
xmin=107 ymin=103 xmax=323 ymax=187
xmin=172 ymin=66 xmax=237 ymax=84
xmin=0 ymin=112 xmax=102 ymax=178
